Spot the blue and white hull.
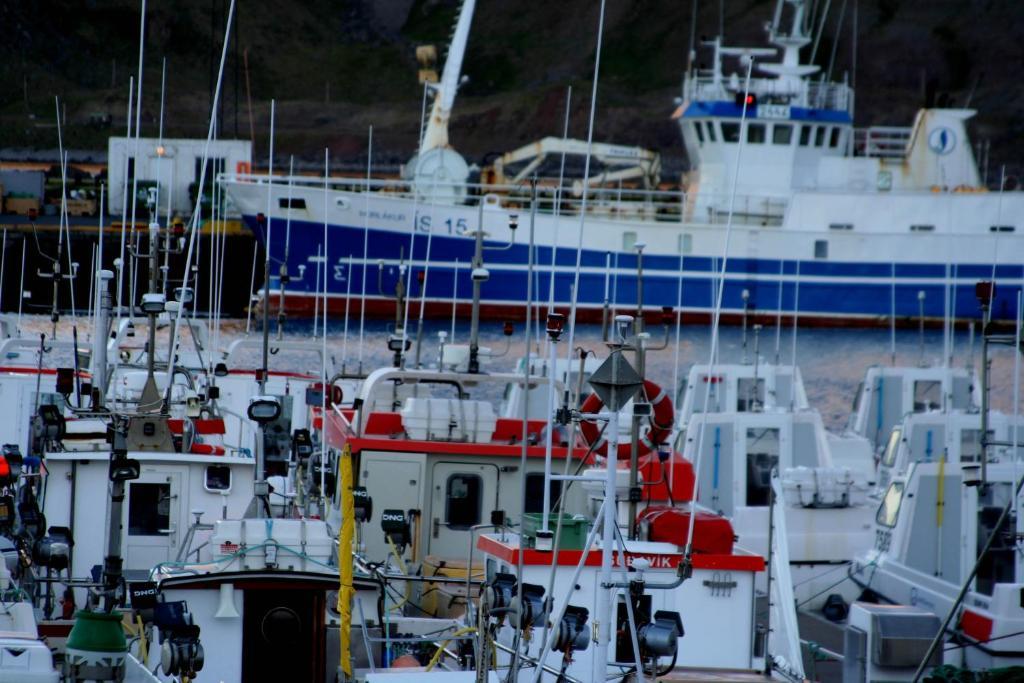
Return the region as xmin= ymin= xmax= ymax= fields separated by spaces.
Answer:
xmin=225 ymin=178 xmax=1022 ymax=325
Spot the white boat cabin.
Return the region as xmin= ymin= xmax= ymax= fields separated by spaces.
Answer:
xmin=876 ymin=409 xmax=1024 ymax=492
xmin=324 ymin=367 xmax=694 ymax=566
xmin=847 ymin=365 xmax=978 ymax=451
xmin=853 ymin=459 xmax=1024 ymax=671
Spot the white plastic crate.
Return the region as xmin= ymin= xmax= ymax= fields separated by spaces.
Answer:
xmin=400 ymin=397 xmax=496 ymax=443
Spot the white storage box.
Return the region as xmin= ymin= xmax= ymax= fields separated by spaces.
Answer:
xmin=211 ymin=518 xmax=334 ymax=571
xmin=401 ymin=398 xmax=496 ymax=443
xmin=781 ymin=466 xmax=870 ymax=508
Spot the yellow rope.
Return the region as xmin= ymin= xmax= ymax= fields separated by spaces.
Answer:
xmin=338 ymin=443 xmax=355 ymax=678
xmin=425 ymin=626 xmax=476 ymax=671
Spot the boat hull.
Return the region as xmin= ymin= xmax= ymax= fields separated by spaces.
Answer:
xmin=227 ymin=181 xmax=1024 ymax=325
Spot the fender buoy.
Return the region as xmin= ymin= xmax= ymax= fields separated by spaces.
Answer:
xmin=579 ymin=379 xmax=673 ymax=459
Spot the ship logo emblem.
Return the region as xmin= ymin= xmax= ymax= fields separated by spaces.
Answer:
xmin=927 ymin=127 xmax=956 ymax=155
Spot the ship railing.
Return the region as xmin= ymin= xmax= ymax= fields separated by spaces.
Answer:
xmin=699 ymin=194 xmax=788 ymax=226
xmin=682 ymin=77 xmax=852 ymax=114
xmin=854 ymin=126 xmax=912 ymax=158
xmin=221 ymin=172 xmax=796 ymax=227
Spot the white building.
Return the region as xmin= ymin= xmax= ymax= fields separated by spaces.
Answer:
xmin=107 ymin=137 xmax=252 ymax=216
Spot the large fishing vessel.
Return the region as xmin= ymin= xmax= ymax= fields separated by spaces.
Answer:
xmin=224 ymin=0 xmax=1022 ymax=326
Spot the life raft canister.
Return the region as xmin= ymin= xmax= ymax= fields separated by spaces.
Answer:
xmin=579 ymin=379 xmax=674 ymax=458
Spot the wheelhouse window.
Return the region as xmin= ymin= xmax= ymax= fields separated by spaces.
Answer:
xmin=772 ymin=124 xmax=792 ymax=145
xmin=913 ymin=380 xmax=941 ymax=412
xmin=829 ymin=127 xmax=841 ymax=148
xmin=881 ymin=427 xmax=902 ymax=468
xmin=737 ymin=378 xmax=765 ymax=412
xmin=747 ymin=123 xmax=766 ymax=144
xmin=814 ymin=126 xmax=826 ymax=147
xmin=799 ymin=125 xmax=811 ymax=146
xmin=960 ymin=429 xmax=994 ymax=462
xmin=746 ymin=427 xmax=780 ymax=506
xmin=445 ymin=474 xmax=482 ymax=529
xmin=721 ymin=122 xmax=740 ymax=143
xmin=524 ymin=473 xmax=562 ymax=514
xmin=875 ymin=482 xmax=904 ymax=528
xmin=705 ymin=121 xmax=717 ymax=142
xmin=693 ymin=122 xmax=705 ymax=144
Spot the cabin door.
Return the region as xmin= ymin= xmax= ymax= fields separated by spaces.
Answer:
xmin=123 ymin=466 xmax=186 ymax=576
xmin=428 ymin=462 xmax=499 ymax=559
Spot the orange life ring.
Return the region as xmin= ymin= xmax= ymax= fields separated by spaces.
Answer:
xmin=579 ymin=379 xmax=674 ymax=459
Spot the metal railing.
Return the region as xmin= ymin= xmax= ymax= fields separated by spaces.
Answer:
xmin=220 ymin=172 xmax=798 ymax=228
xmin=854 ymin=126 xmax=912 ymax=159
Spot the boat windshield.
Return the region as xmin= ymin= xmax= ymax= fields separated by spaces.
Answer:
xmin=876 ymin=482 xmax=904 ymax=528
xmin=881 ymin=427 xmax=902 ymax=469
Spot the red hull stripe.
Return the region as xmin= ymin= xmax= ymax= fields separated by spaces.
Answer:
xmin=476 ymin=533 xmax=764 ymax=572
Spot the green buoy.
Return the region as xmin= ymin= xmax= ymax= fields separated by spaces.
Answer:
xmin=64 ymin=610 xmax=127 ymax=682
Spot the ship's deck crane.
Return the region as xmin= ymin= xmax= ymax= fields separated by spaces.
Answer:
xmin=488 ymin=136 xmax=662 ymax=194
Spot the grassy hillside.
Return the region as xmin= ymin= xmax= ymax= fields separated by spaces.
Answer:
xmin=1 ymin=0 xmax=1020 ymax=179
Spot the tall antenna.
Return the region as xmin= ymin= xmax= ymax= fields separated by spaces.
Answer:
xmin=116 ymin=77 xmax=135 ymax=318
xmin=127 ymin=0 xmax=148 ymax=326
xmin=356 ymin=126 xmax=373 ymax=375
xmin=259 ymin=100 xmax=275 ymax=394
xmin=890 ymin=261 xmax=896 ymax=366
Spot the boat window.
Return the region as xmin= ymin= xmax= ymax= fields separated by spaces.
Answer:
xmin=798 ymin=125 xmax=811 ymax=146
xmin=692 ymin=375 xmax=721 ymax=413
xmin=910 ymin=224 xmax=935 ymax=232
xmin=524 ymin=473 xmax=562 ymax=514
xmin=747 ymin=123 xmax=766 ymax=144
xmin=960 ymin=429 xmax=994 ymax=463
xmin=829 ymin=127 xmax=841 ymax=148
xmin=746 ymin=427 xmax=780 ymax=505
xmin=881 ymin=427 xmax=902 ymax=468
xmin=976 ymin=483 xmax=1015 ymax=595
xmin=445 ymin=473 xmax=482 ymax=529
xmin=129 ymin=483 xmax=171 ymax=536
xmin=678 ymin=233 xmax=692 ymax=254
xmin=913 ymin=381 xmax=941 ymax=412
xmin=693 ymin=122 xmax=705 ymax=144
xmin=705 ymin=121 xmax=717 ymax=142
xmin=814 ymin=126 xmax=826 ymax=147
xmin=279 ymin=197 xmax=307 ymax=209
xmin=737 ymin=378 xmax=765 ymax=412
xmin=875 ymin=482 xmax=904 ymax=528
xmin=989 ymin=225 xmax=1015 ymax=233
xmin=814 ymin=240 xmax=828 ymax=259
xmin=721 ymin=122 xmax=741 ymax=143
xmin=772 ymin=124 xmax=792 ymax=145
xmin=205 ymin=465 xmax=232 ymax=492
